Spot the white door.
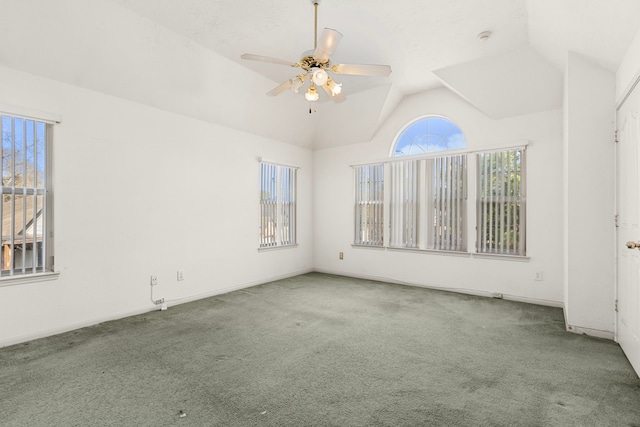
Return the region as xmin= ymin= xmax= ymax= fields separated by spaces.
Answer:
xmin=617 ymin=82 xmax=640 ymax=376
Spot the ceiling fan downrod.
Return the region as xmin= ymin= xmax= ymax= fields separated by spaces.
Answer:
xmin=312 ymin=0 xmax=320 ymax=49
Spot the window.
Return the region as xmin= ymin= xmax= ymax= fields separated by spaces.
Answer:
xmin=389 ymin=116 xmax=467 ymax=252
xmin=259 ymin=162 xmax=297 ymax=248
xmin=392 ymin=116 xmax=466 ymax=156
xmin=1 ymin=114 xmax=53 ymax=276
xmin=477 ymin=148 xmax=526 ymax=256
xmin=354 ymin=163 xmax=384 ymax=246
xmin=389 ymin=155 xmax=467 ymax=251
xmin=354 ymin=115 xmax=527 ymax=259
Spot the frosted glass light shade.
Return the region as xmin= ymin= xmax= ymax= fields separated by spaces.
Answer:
xmin=305 ymin=85 xmax=319 ymax=102
xmin=327 ymin=78 xmax=342 ymax=96
xmin=312 ymin=68 xmax=329 ymax=86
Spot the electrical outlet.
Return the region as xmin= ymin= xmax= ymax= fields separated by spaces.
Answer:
xmin=534 ymin=271 xmax=543 ymax=281
xmin=339 ymin=252 xmax=344 ymax=260
xmin=150 ymin=275 xmax=158 ymax=286
xmin=154 ymin=298 xmax=164 ymax=305
xmin=177 ymin=270 xmax=184 ymax=281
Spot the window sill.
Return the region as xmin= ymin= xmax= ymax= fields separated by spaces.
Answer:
xmin=387 ymin=246 xmax=471 ymax=257
xmin=472 ymin=253 xmax=529 ymax=262
xmin=258 ymin=244 xmax=298 ymax=252
xmin=351 ymin=245 xmax=529 ymax=261
xmin=351 ymin=244 xmax=385 ymax=250
xmin=0 ymin=271 xmax=61 ymax=287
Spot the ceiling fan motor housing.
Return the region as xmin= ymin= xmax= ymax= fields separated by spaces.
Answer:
xmin=299 ymin=55 xmax=330 ymax=72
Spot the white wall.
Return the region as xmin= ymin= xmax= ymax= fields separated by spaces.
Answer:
xmin=563 ymin=52 xmax=616 ymax=337
xmin=0 ymin=66 xmax=313 ymax=347
xmin=313 ymin=87 xmax=564 ymax=305
xmin=617 ymin=27 xmax=640 ymax=101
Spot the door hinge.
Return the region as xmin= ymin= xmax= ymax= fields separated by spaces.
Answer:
xmin=615 ymin=130 xmax=619 ymax=143
xmin=615 ymin=300 xmax=619 ymax=313
xmin=615 ymin=214 xmax=619 ymax=228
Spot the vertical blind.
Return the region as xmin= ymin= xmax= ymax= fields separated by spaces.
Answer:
xmin=260 ymin=162 xmax=297 ymax=248
xmin=388 ymin=155 xmax=467 ymax=251
xmin=353 ymin=147 xmax=525 ymax=256
xmin=430 ymin=155 xmax=467 ymax=251
xmin=389 ymin=160 xmax=419 ymax=247
xmin=354 ymin=164 xmax=384 ymax=246
xmin=279 ymin=165 xmax=296 ymax=246
xmin=260 ymin=162 xmax=278 ymax=248
xmin=1 ymin=115 xmax=50 ymax=276
xmin=477 ymin=148 xmax=526 ymax=255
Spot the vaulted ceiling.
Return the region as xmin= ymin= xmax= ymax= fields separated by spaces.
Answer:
xmin=2 ymin=0 xmax=640 ymax=149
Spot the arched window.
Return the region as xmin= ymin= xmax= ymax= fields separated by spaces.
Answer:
xmin=392 ymin=116 xmax=466 ymax=156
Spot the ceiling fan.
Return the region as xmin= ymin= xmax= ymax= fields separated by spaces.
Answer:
xmin=241 ymin=0 xmax=392 ymax=105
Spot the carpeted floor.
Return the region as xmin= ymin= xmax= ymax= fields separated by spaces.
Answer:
xmin=1 ymin=273 xmax=639 ymax=426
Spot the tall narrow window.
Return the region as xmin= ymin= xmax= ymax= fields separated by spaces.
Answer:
xmin=259 ymin=162 xmax=297 ymax=248
xmin=1 ymin=114 xmax=53 ymax=276
xmin=354 ymin=163 xmax=384 ymax=246
xmin=477 ymin=148 xmax=526 ymax=256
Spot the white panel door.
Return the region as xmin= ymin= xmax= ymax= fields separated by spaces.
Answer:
xmin=617 ymin=83 xmax=640 ymax=376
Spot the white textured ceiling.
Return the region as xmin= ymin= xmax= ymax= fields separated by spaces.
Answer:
xmin=111 ymin=0 xmax=531 ymax=96
xmin=434 ymin=46 xmax=564 ymax=119
xmin=2 ymin=0 xmax=640 ymax=149
xmin=105 ymin=0 xmax=640 ymax=148
xmin=110 ymin=0 xmax=640 ymax=95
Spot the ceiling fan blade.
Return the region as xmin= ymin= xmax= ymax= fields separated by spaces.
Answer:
xmin=332 ymin=63 xmax=392 ymax=77
xmin=314 ymin=28 xmax=343 ymax=61
xmin=267 ymin=80 xmax=294 ymax=96
xmin=241 ymin=53 xmax=297 ymax=67
xmin=321 ymin=83 xmax=346 ymax=103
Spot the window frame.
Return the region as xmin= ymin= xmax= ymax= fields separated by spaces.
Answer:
xmin=388 ymin=154 xmax=468 ymax=252
xmin=391 ymin=115 xmax=467 ymax=157
xmin=353 ymin=163 xmax=384 ymax=247
xmin=258 ymin=161 xmax=298 ymax=250
xmin=476 ymin=147 xmax=526 ymax=257
xmin=0 ymin=107 xmax=57 ymax=285
xmin=353 ymin=110 xmax=528 ymax=260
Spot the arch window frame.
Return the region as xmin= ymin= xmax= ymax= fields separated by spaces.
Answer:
xmin=390 ymin=115 xmax=467 ymax=157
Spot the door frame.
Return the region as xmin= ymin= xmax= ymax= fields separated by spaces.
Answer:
xmin=615 ymin=71 xmax=640 ymax=373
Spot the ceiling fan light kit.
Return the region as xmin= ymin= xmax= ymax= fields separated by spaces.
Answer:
xmin=241 ymin=0 xmax=391 ymax=109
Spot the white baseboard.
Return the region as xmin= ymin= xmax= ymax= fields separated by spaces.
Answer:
xmin=0 ymin=267 xmax=314 ymax=349
xmin=3 ymin=267 xmax=574 ymax=348
xmin=161 ymin=268 xmax=314 ymax=308
xmin=565 ymin=324 xmax=615 ymax=340
xmin=1 ymin=306 xmax=156 ymax=349
xmin=313 ymin=268 xmax=564 ymax=308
